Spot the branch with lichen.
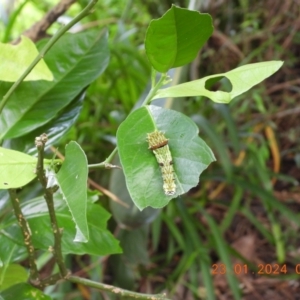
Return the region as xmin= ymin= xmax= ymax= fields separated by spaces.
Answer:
xmin=39 ymin=273 xmax=63 ymax=288
xmin=35 ymin=133 xmax=68 ymax=278
xmin=8 ymin=189 xmax=40 ymax=285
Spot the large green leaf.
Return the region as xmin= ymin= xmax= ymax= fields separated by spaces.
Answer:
xmin=109 ymin=155 xmax=160 ymax=229
xmin=145 ymin=5 xmax=213 ymax=73
xmin=0 ymin=147 xmax=37 ymax=189
xmin=0 ymin=234 xmax=27 ymax=264
xmin=117 ymin=105 xmax=215 ymax=210
xmin=0 ymin=190 xmax=9 ymax=212
xmin=153 ymin=61 xmax=283 ymax=103
xmin=0 ymin=36 xmax=53 ymax=82
xmin=2 ymin=194 xmax=122 ymax=256
xmin=3 ymin=90 xmax=86 ymax=155
xmin=0 ymin=283 xmax=51 ymax=300
xmin=0 ymin=29 xmax=109 ymax=139
xmin=57 ymin=142 xmax=88 ymax=242
xmin=0 ymin=264 xmax=28 ymax=291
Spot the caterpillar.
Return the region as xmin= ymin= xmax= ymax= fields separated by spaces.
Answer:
xmin=147 ymin=130 xmax=176 ymax=196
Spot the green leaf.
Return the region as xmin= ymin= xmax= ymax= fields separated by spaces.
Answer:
xmin=0 ymin=264 xmax=28 ymax=291
xmin=0 ymin=36 xmax=53 ymax=82
xmin=0 ymin=235 xmax=27 ymax=265
xmin=4 ymin=90 xmax=86 ymax=155
xmin=0 ymin=283 xmax=51 ymax=300
xmin=109 ymin=155 xmax=160 ymax=229
xmin=117 ymin=105 xmax=215 ymax=210
xmin=56 ymin=142 xmax=88 ymax=242
xmin=0 ymin=147 xmax=37 ymax=189
xmin=2 ymin=194 xmax=122 ymax=256
xmin=145 ymin=5 xmax=213 ymax=73
xmin=108 ymin=226 xmax=149 ymax=288
xmin=153 ymin=61 xmax=284 ymax=103
xmin=0 ymin=29 xmax=109 ymax=140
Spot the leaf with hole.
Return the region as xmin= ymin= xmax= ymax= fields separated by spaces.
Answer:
xmin=153 ymin=61 xmax=284 ymax=103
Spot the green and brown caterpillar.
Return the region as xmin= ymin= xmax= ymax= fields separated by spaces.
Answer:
xmin=147 ymin=130 xmax=176 ymax=196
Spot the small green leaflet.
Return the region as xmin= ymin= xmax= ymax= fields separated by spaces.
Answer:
xmin=0 ymin=147 xmax=37 ymax=189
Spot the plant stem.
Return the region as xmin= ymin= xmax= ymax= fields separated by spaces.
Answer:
xmin=39 ymin=273 xmax=63 ymax=288
xmin=0 ymin=0 xmax=99 ymax=115
xmin=8 ymin=189 xmax=40 ymax=285
xmin=141 ymin=72 xmax=168 ymax=106
xmin=88 ymin=72 xmax=168 ymax=169
xmin=88 ymin=147 xmax=120 ymax=169
xmin=35 ymin=133 xmax=68 ymax=277
xmin=68 ymin=276 xmax=171 ymax=300
xmin=151 ymin=66 xmax=157 ymax=87
xmin=2 ymin=0 xmax=30 ymax=43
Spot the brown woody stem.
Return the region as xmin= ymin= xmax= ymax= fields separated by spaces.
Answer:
xmin=8 ymin=189 xmax=40 ymax=285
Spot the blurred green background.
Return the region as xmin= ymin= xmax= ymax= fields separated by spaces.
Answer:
xmin=1 ymin=0 xmax=299 ymax=299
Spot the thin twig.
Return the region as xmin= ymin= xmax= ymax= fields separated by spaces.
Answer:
xmin=0 ymin=0 xmax=99 ymax=115
xmin=88 ymin=147 xmax=120 ymax=169
xmin=267 ymin=78 xmax=300 ymax=94
xmin=8 ymin=189 xmax=40 ymax=285
xmin=88 ymin=178 xmax=129 ymax=208
xmin=145 ymin=72 xmax=170 ymax=105
xmin=272 ymin=106 xmax=300 ymax=119
xmin=87 ymin=72 xmax=169 ymax=170
xmin=50 ymin=146 xmax=128 ymax=207
xmin=35 ymin=133 xmax=68 ymax=277
xmin=68 ymin=276 xmax=171 ymax=300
